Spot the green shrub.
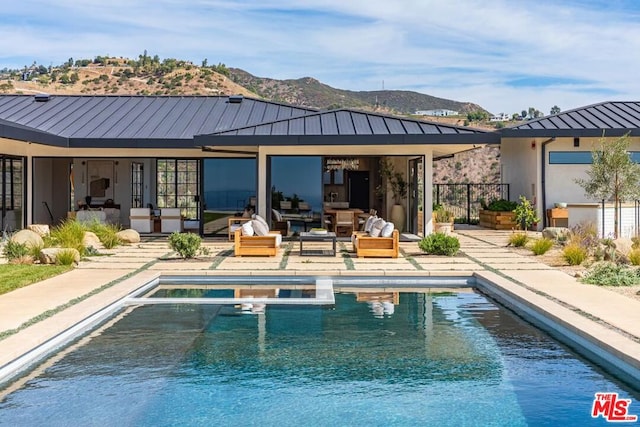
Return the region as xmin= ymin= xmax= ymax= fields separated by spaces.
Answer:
xmin=49 ymin=220 xmax=87 ymax=255
xmin=168 ymin=232 xmax=210 ymax=259
xmin=2 ymin=240 xmax=30 ymax=261
xmin=433 ymin=207 xmax=453 ymax=223
xmin=530 ymin=238 xmax=554 ymax=255
xmin=563 ymin=243 xmax=587 ymax=265
xmin=87 ymin=222 xmax=122 ymax=249
xmin=582 ymin=262 xmax=640 ymax=286
xmin=418 ymin=233 xmax=460 ymax=256
xmin=508 ymin=232 xmax=529 ymax=247
xmin=629 ymin=249 xmax=640 ymax=266
xmin=485 ymin=199 xmax=518 ymax=212
xmin=55 ymin=249 xmax=78 ymax=266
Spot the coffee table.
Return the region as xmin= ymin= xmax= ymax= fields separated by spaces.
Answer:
xmin=299 ymin=231 xmax=337 ymax=256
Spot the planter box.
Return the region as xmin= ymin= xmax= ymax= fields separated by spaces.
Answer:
xmin=479 ymin=210 xmax=517 ymax=230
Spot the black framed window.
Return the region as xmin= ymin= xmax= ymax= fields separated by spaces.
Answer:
xmin=131 ymin=162 xmax=144 ymax=208
xmin=156 ymin=159 xmax=200 ymax=219
xmin=1 ymin=156 xmax=24 ymax=231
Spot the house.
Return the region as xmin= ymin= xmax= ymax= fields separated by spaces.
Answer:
xmin=499 ymin=101 xmax=640 ymax=236
xmin=490 ymin=113 xmax=510 ymax=122
xmin=415 ymin=109 xmax=459 ymax=117
xmin=0 ymin=94 xmax=495 ymax=237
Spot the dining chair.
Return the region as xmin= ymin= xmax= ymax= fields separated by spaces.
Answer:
xmin=335 ymin=210 xmax=354 ymax=237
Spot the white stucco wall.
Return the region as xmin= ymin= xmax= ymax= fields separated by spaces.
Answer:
xmin=500 ymin=137 xmax=539 ymax=203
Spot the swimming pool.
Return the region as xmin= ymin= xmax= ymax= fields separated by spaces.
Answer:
xmin=0 ymin=288 xmax=637 ymax=426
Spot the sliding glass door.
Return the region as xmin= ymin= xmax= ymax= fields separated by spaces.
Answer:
xmin=1 ymin=156 xmax=24 ymax=232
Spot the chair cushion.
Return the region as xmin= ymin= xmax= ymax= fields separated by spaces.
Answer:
xmin=272 ymin=209 xmax=283 ymax=222
xmin=364 ymin=215 xmax=378 ymax=233
xmin=381 ymin=221 xmax=395 ymax=238
xmin=252 ymin=219 xmax=269 ymax=236
xmin=241 ymin=221 xmax=254 ymax=236
xmin=370 ymin=218 xmax=386 ymax=237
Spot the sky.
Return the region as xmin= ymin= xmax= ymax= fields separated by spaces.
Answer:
xmin=1 ymin=0 xmax=639 ymax=115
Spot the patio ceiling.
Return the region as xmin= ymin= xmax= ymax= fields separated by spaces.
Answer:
xmin=501 ymin=101 xmax=640 ymax=138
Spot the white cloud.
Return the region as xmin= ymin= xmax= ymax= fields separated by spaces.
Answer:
xmin=1 ymin=0 xmax=639 ymax=114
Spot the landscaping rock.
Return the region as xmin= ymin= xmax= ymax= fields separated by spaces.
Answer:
xmin=541 ymin=227 xmax=571 ymax=241
xmin=39 ymin=247 xmax=80 ymax=265
xmin=27 ymin=224 xmax=50 ymax=237
xmin=10 ymin=229 xmax=44 ymax=248
xmin=613 ymin=238 xmax=633 ymax=256
xmin=116 ymin=229 xmax=140 ymax=243
xmin=83 ymin=231 xmax=103 ymax=250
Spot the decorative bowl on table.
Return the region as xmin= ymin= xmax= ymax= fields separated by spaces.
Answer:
xmin=554 ymin=202 xmax=567 ymax=208
xmin=310 ymin=228 xmax=328 ymax=235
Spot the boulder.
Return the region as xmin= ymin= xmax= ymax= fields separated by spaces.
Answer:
xmin=10 ymin=229 xmax=44 ymax=248
xmin=39 ymin=247 xmax=80 ymax=265
xmin=612 ymin=238 xmax=633 ymax=256
xmin=116 ymin=229 xmax=140 ymax=243
xmin=541 ymin=227 xmax=571 ymax=241
xmin=27 ymin=224 xmax=50 ymax=237
xmin=83 ymin=231 xmax=103 ymax=250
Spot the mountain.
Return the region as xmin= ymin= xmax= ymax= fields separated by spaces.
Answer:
xmin=0 ymin=55 xmax=499 ymax=183
xmin=228 ymin=68 xmax=487 ymax=114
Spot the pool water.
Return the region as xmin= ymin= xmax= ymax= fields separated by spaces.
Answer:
xmin=0 ymin=291 xmax=637 ymax=426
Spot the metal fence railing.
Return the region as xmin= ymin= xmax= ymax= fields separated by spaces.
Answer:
xmin=434 ymin=183 xmax=510 ymax=224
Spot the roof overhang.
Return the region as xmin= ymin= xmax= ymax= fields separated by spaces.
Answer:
xmin=500 ymin=128 xmax=640 ymax=138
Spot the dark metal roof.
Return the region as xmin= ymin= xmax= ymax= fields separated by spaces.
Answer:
xmin=0 ymin=95 xmax=317 ymax=148
xmin=195 ymin=108 xmax=497 ymax=146
xmin=501 ymin=101 xmax=640 ymax=137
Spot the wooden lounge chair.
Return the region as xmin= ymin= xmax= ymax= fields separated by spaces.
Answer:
xmin=353 ymin=229 xmax=399 ymax=258
xmin=234 ymin=229 xmax=281 ymax=257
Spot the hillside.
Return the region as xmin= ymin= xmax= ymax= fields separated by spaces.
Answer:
xmin=228 ymin=68 xmax=486 ymax=114
xmin=0 ymin=55 xmax=501 ymax=184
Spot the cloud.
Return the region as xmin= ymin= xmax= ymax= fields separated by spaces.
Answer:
xmin=1 ymin=0 xmax=639 ymax=114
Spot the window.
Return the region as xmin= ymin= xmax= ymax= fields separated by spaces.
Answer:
xmin=548 ymin=151 xmax=593 ymax=164
xmin=1 ymin=156 xmax=24 ymax=231
xmin=157 ymin=159 xmax=200 ymax=219
xmin=131 ymin=162 xmax=143 ymax=208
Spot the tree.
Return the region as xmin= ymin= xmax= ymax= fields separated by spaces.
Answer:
xmin=521 ymin=110 xmax=527 ymax=119
xmin=575 ymin=132 xmax=640 ymax=237
xmin=550 ymin=105 xmax=561 ymax=115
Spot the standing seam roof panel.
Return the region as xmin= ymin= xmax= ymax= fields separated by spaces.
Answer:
xmin=229 ymin=101 xmax=258 ymax=130
xmin=151 ymin=97 xmax=200 ymax=137
xmin=565 ymin=112 xmax=599 ymax=129
xmin=384 ymin=117 xmax=405 ymax=134
xmin=401 ymin=120 xmax=423 ymax=134
xmin=40 ymin=97 xmax=98 ymax=135
xmin=118 ymin=98 xmax=171 ymax=138
xmin=133 ymin=97 xmax=181 ymax=138
xmin=606 ymin=103 xmax=640 ymax=126
xmin=196 ymin=99 xmax=230 ymax=135
xmin=85 ymin=97 xmax=146 ymax=138
xmin=246 ymin=102 xmax=268 ymax=127
xmin=254 ymin=124 xmax=272 ymax=136
xmin=335 ymin=111 xmax=356 ymax=135
xmin=304 ymin=115 xmax=321 ymax=134
xmin=15 ymin=98 xmax=76 ymax=129
xmin=272 ymin=121 xmax=289 ymax=135
xmin=60 ymin=97 xmax=122 ymax=137
xmin=176 ymin=98 xmax=217 ymax=138
xmin=0 ymin=96 xmax=24 ymax=114
xmin=351 ymin=112 xmax=373 ymax=135
xmin=579 ymin=110 xmax=613 ymax=129
xmin=593 ymin=104 xmax=635 ymax=128
xmin=71 ymin=97 xmax=133 ymax=138
xmin=276 ymin=106 xmax=294 ymax=120
xmin=289 ymin=117 xmax=305 ymax=135
xmin=367 ymin=115 xmax=390 ymax=134
xmin=2 ymin=97 xmax=46 ymax=123
xmin=320 ymin=113 xmax=339 ymax=135
xmin=103 ymin=97 xmax=161 ymax=138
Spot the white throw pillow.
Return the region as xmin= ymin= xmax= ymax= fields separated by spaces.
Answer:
xmin=369 ymin=218 xmax=386 ymax=237
xmin=241 ymin=221 xmax=254 ymax=236
xmin=364 ymin=215 xmax=377 ymax=233
xmin=252 ymin=214 xmax=269 ymax=229
xmin=272 ymin=208 xmax=283 ymax=222
xmin=252 ymin=219 xmax=269 ymax=236
xmin=381 ymin=221 xmax=395 ymax=238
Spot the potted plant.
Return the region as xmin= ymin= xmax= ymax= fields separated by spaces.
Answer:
xmin=478 ymin=198 xmax=518 ymax=229
xmin=513 ymin=195 xmax=540 ymax=233
xmin=377 ymin=158 xmax=408 ymax=231
xmin=433 ymin=206 xmax=454 ymax=234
